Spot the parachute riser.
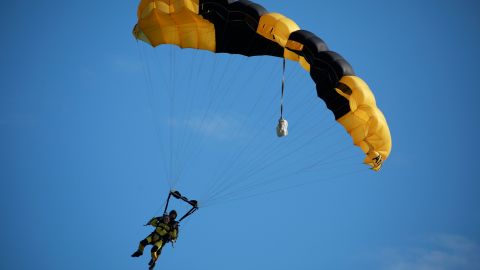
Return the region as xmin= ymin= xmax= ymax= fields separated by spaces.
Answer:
xmin=178 ymin=206 xmax=199 ymax=223
xmin=163 ymin=192 xmax=173 ymax=215
xmin=164 ymin=190 xmax=199 ymax=223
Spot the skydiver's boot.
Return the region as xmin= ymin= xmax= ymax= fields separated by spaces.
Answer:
xmin=131 ymin=250 xmax=143 ymax=257
xmin=149 ymin=248 xmax=159 ymax=269
xmin=148 ymin=259 xmax=156 ymax=270
xmin=132 ymin=240 xmax=147 ymax=257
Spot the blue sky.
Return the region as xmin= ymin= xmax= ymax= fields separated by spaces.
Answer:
xmin=1 ymin=1 xmax=479 ymax=270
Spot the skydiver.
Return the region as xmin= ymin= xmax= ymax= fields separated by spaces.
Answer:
xmin=131 ymin=210 xmax=179 ymax=270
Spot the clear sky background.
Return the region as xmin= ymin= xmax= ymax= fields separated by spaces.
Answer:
xmin=1 ymin=1 xmax=480 ymax=270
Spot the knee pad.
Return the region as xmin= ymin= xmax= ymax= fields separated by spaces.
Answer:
xmin=140 ymin=239 xmax=149 ymax=246
xmin=151 ymin=246 xmax=159 ymax=253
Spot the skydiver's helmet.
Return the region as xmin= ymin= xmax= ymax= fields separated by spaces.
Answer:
xmin=276 ymin=118 xmax=288 ymax=137
xmin=169 ymin=210 xmax=177 ymax=220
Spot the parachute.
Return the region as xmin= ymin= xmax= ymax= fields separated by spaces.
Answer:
xmin=133 ymin=0 xmax=391 ymax=171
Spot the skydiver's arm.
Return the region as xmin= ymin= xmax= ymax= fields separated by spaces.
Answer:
xmin=145 ymin=217 xmax=160 ymax=226
xmin=170 ymin=223 xmax=179 ymax=241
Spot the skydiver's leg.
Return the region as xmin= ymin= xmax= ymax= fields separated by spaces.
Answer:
xmin=148 ymin=240 xmax=164 ymax=269
xmin=131 ymin=234 xmax=153 ymax=257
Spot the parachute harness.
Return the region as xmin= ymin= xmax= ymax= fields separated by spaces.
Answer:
xmin=163 ymin=190 xmax=199 ymax=223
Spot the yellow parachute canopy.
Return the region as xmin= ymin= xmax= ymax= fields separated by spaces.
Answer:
xmin=133 ymin=0 xmax=392 ymax=170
